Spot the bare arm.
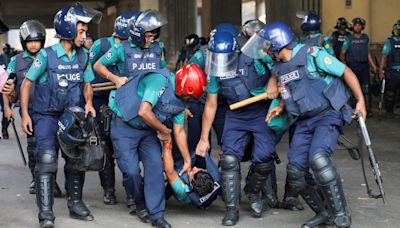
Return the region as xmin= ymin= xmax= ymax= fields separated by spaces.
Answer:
xmin=173 ymin=123 xmax=191 ymax=175
xmin=340 ymin=50 xmax=346 ymax=63
xmin=379 ymin=55 xmax=387 ymax=80
xmin=83 ymin=82 xmax=96 ymax=117
xmin=195 ymin=93 xmax=218 ymax=156
xmin=138 ymin=101 xmax=171 ymax=134
xmin=368 ymin=51 xmax=378 ymax=73
xmin=20 ymin=78 xmax=33 ymax=134
xmin=343 ymin=66 xmax=366 ymax=119
xmin=162 ymin=139 xmax=179 ymax=185
xmin=93 ymin=60 xmax=127 ymax=88
xmin=2 ymin=94 xmax=14 ymax=120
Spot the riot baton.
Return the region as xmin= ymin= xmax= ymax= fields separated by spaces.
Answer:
xmin=378 ymin=79 xmax=385 ymax=111
xmin=10 ymin=117 xmax=27 ymax=166
xmin=357 ymin=112 xmax=386 ymax=204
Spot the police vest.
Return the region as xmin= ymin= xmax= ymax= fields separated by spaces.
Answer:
xmin=345 ymin=33 xmax=369 ymax=63
xmin=92 ymin=38 xmax=120 ymax=99
xmin=332 ymin=31 xmax=350 ymax=58
xmin=122 ymin=41 xmax=163 ymax=78
xmin=0 ymin=54 xmax=8 ymax=69
xmin=114 ymin=69 xmax=186 ymax=129
xmin=15 ymin=53 xmax=35 ymax=109
xmin=273 ymin=45 xmax=350 ymax=118
xmin=33 ymin=47 xmax=87 ymax=114
xmin=217 ymin=53 xmax=268 ymax=106
xmin=180 ymin=153 xmax=221 ymax=208
xmin=387 ymin=37 xmax=400 ymax=68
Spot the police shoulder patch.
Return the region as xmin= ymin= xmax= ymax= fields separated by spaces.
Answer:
xmin=325 ymin=44 xmax=330 ymax=49
xmin=324 ymin=57 xmax=332 ymax=65
xmin=89 ymin=51 xmax=95 ymax=60
xmin=105 ymin=51 xmax=113 ymax=60
xmin=158 ymin=87 xmax=165 ymax=97
xmin=33 ymin=59 xmax=42 ymax=68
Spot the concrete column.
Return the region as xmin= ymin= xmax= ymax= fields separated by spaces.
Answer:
xmin=159 ymin=0 xmax=197 ymax=69
xmin=210 ymin=0 xmax=241 ymax=28
xmin=265 ymin=0 xmax=302 ymax=35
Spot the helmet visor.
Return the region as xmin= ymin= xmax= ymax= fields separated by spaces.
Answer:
xmin=296 ymin=11 xmax=308 ymax=24
xmin=67 ymin=3 xmax=102 ymax=25
xmin=241 ymin=33 xmax=271 ymax=59
xmin=135 ymin=10 xmax=167 ymax=32
xmin=242 ymin=20 xmax=264 ymax=37
xmin=20 ymin=20 xmax=46 ymax=40
xmin=205 ymin=50 xmax=239 ymax=78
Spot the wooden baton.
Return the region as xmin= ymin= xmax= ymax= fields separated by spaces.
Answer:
xmin=229 ymin=92 xmax=270 ymax=110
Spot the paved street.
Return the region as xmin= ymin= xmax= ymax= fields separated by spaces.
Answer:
xmin=0 ymin=109 xmax=399 ymax=228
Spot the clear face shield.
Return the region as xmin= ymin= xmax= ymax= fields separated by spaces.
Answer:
xmin=240 ymin=33 xmax=271 ymax=59
xmin=242 ymin=20 xmax=264 ymax=37
xmin=135 ymin=10 xmax=167 ymax=32
xmin=66 ymin=3 xmax=102 ymax=25
xmin=296 ymin=11 xmax=309 ymax=24
xmin=20 ymin=20 xmax=46 ymax=40
xmin=205 ymin=50 xmax=239 ymax=78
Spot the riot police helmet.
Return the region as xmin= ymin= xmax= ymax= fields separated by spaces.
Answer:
xmin=19 ymin=20 xmax=46 ymax=50
xmin=113 ymin=11 xmax=138 ymax=40
xmin=297 ymin=11 xmax=321 ymax=32
xmin=175 ymin=63 xmax=207 ymax=100
xmin=128 ymin=9 xmax=167 ymax=46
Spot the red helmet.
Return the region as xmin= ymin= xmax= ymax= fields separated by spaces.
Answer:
xmin=175 ymin=64 xmax=207 ymax=99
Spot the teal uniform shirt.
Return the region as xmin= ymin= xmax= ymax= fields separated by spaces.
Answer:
xmin=292 ymin=44 xmax=345 ymax=84
xmin=188 ymin=49 xmax=205 ymax=69
xmin=26 ymin=42 xmax=94 ymax=83
xmin=382 ymin=36 xmax=400 ymax=70
xmin=109 ymin=72 xmax=185 ymax=125
xmin=6 ymin=50 xmax=33 ymax=75
xmin=89 ymin=36 xmax=116 ymax=66
xmin=171 ymin=177 xmax=191 ymax=204
xmin=206 ymin=54 xmax=272 ymax=94
xmin=99 ymin=41 xmax=167 ymax=74
xmin=298 ymin=33 xmax=335 ymax=55
xmin=341 ymin=33 xmax=372 ymax=52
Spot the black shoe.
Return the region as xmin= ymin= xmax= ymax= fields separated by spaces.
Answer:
xmin=103 ymin=190 xmax=117 ymax=205
xmin=29 ymin=180 xmax=36 ymax=194
xmin=39 ymin=219 xmax=54 ymax=228
xmin=137 ymin=209 xmax=151 ymax=223
xmin=151 ymin=218 xmax=171 ymax=228
xmin=128 ymin=202 xmax=136 ymax=215
xmin=2 ymin=130 xmax=9 ymax=140
xmin=222 ymin=207 xmax=239 ymax=226
xmin=54 ymin=181 xmax=62 ymax=198
xmin=280 ymin=196 xmax=304 ymax=211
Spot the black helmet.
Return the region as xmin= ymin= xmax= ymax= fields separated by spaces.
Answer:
xmin=393 ymin=21 xmax=400 ymax=36
xmin=351 ymin=17 xmax=366 ymax=30
xmin=335 ymin=17 xmax=349 ymax=29
xmin=185 ymin=34 xmax=199 ymax=48
xmin=19 ymin=20 xmax=46 ymax=50
xmin=297 ymin=11 xmax=321 ymax=32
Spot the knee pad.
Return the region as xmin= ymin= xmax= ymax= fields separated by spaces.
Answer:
xmin=286 ymin=164 xmax=307 ymax=192
xmin=36 ymin=149 xmax=58 ymax=173
xmin=220 ymin=155 xmax=240 ymax=172
xmin=254 ymin=161 xmax=274 ymax=175
xmin=309 ymin=152 xmax=338 ymax=186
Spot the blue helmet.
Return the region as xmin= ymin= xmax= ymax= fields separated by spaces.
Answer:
xmin=243 ymin=21 xmax=295 ymax=55
xmin=351 ymin=17 xmax=366 ymax=30
xmin=54 ymin=3 xmax=102 ymax=40
xmin=128 ymin=9 xmax=167 ymax=46
xmin=297 ymin=11 xmax=321 ymax=32
xmin=211 ymin=23 xmax=240 ymax=37
xmin=113 ymin=11 xmax=138 ymax=40
xmin=57 ymin=106 xmax=88 ymax=146
xmin=206 ymin=31 xmax=239 ymax=77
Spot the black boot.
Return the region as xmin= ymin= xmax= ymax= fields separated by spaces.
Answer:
xmin=244 ymin=161 xmax=274 ymax=217
xmin=126 ymin=193 xmax=136 ymax=214
xmin=262 ymin=165 xmax=279 ymax=210
xmin=310 ymin=152 xmax=352 ymax=228
xmin=151 ymin=217 xmax=171 ymax=228
xmin=36 ymin=174 xmax=55 ymax=228
xmin=2 ymin=129 xmax=9 ymax=139
xmin=27 ymin=136 xmax=36 ymax=194
xmin=220 ymin=155 xmax=240 ymax=226
xmin=280 ymin=175 xmax=304 ymax=211
xmin=66 ymin=171 xmax=94 ymax=221
xmin=99 ymin=166 xmax=117 ymax=205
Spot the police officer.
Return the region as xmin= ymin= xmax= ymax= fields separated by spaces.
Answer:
xmin=163 ymin=65 xmax=220 ymax=208
xmin=0 ymin=43 xmax=12 ymax=139
xmin=89 ymin=11 xmax=137 ymax=207
xmin=175 ymin=33 xmax=199 ymax=70
xmin=19 ymin=4 xmax=101 ymax=227
xmin=379 ymin=21 xmax=400 ymax=117
xmin=297 ymin=12 xmax=335 ymax=56
xmin=252 ymin=21 xmax=366 ymax=228
xmin=196 ymin=31 xmax=279 ymax=226
xmin=340 ymin=17 xmax=378 ymax=116
xmin=331 ymin=17 xmax=351 ymax=58
xmin=93 ymin=9 xmax=172 ymax=227
xmin=1 ymin=20 xmax=62 ymax=196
